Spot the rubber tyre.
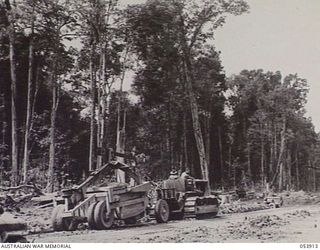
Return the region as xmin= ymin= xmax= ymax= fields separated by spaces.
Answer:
xmin=155 ymin=199 xmax=170 ymax=223
xmin=52 ymin=205 xmax=65 ymax=231
xmin=93 ymin=201 xmax=114 ymax=230
xmin=124 ymin=217 xmax=137 ymax=225
xmin=87 ymin=202 xmax=98 ymax=229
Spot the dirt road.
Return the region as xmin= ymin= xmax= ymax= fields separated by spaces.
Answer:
xmin=29 ymin=204 xmax=320 ymax=243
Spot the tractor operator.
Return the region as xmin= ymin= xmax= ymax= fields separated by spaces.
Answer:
xmin=181 ymin=168 xmax=192 ymax=179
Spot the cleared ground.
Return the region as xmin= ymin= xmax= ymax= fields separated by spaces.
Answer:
xmin=28 ymin=204 xmax=320 ymax=243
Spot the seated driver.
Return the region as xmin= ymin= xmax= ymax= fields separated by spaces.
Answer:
xmin=180 ymin=168 xmax=192 ymax=179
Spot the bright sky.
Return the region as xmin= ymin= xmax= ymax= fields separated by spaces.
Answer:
xmin=214 ymin=0 xmax=320 ymax=131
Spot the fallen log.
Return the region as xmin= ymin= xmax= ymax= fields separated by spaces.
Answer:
xmin=1 ymin=193 xmax=39 ymax=210
xmin=15 ymin=193 xmax=34 ymax=203
xmin=0 ymin=184 xmax=43 ymax=195
xmin=38 ymin=202 xmax=54 ymax=209
xmin=31 ymin=192 xmax=62 ymax=206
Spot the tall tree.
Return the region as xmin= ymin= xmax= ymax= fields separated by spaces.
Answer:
xmin=21 ymin=0 xmax=36 ymax=183
xmin=173 ymin=0 xmax=248 ymax=188
xmin=34 ymin=0 xmax=76 ymax=192
xmin=228 ymin=70 xmax=312 ymax=191
xmin=3 ymin=0 xmax=19 ymax=186
xmin=127 ymin=0 xmax=248 ymax=189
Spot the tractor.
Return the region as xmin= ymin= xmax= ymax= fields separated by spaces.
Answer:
xmin=149 ymin=176 xmax=221 ymax=223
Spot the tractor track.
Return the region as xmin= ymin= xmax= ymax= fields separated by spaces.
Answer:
xmin=27 ymin=204 xmax=320 ymax=243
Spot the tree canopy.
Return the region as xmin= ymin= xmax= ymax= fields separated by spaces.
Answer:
xmin=0 ymin=0 xmax=318 ymax=192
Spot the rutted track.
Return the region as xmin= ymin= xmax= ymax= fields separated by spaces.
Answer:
xmin=28 ymin=204 xmax=320 ymax=243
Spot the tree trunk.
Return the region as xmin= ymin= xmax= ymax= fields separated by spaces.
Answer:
xmin=218 ymin=126 xmax=224 ymax=186
xmin=278 ymin=161 xmax=283 ymax=191
xmin=167 ymin=98 xmax=174 ymax=169
xmin=22 ymin=14 xmax=35 ymax=183
xmin=29 ymin=65 xmax=40 ymax=139
xmin=227 ymin=145 xmax=232 ymax=187
xmin=99 ymin=91 xmax=107 ymax=166
xmin=0 ymin=95 xmax=6 ymax=184
xmin=183 ymin=60 xmax=210 ymax=189
xmin=6 ymin=0 xmax=19 ymax=186
xmin=247 ymin=141 xmax=251 ymax=180
xmin=274 ymin=124 xmax=278 ymax=168
xmin=268 ymin=123 xmax=273 ymax=185
xmin=116 ymin=59 xmax=127 ymax=182
xmin=261 ymin=135 xmax=265 ymax=188
xmin=272 ymin=116 xmax=286 ymax=190
xmin=89 ymin=43 xmax=96 ymax=172
xmin=313 ymin=164 xmax=316 ymax=192
xmin=47 ymin=67 xmax=59 ymax=193
xmin=96 ymin=45 xmax=105 ymax=169
xmin=177 ymin=12 xmax=210 ymax=191
xmin=183 ymin=110 xmax=188 ymax=170
xmin=287 ymin=151 xmax=291 ymax=190
xmin=205 ymin=128 xmax=210 ymax=182
xmin=25 ymin=66 xmax=40 ymax=165
xmin=295 ymin=149 xmax=300 ymax=190
xmin=116 ymin=111 xmax=126 ymax=182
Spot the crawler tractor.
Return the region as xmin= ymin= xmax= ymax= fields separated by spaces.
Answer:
xmin=149 ymin=177 xmax=220 ymax=223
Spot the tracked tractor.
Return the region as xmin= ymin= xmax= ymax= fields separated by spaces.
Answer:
xmin=149 ymin=177 xmax=220 ymax=223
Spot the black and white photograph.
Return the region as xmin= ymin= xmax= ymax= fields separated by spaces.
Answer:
xmin=0 ymin=0 xmax=319 ymax=245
